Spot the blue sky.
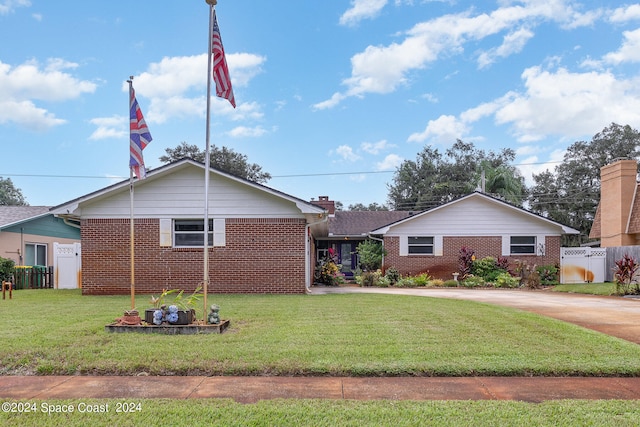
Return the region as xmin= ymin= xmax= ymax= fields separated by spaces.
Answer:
xmin=2 ymin=1 xmax=640 ymax=208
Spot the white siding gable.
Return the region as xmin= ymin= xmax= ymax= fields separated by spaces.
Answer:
xmin=387 ymin=195 xmax=564 ymax=237
xmin=78 ymin=164 xmax=307 ymax=220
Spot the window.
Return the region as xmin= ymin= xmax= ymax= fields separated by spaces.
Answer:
xmin=25 ymin=243 xmax=47 ymax=266
xmin=510 ymin=236 xmax=536 ymax=254
xmin=173 ymin=219 xmax=225 ymax=247
xmin=407 ymin=236 xmax=434 ymax=255
xmin=174 ymin=219 xmax=213 ymax=247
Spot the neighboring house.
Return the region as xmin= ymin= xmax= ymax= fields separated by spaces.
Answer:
xmin=589 ymin=158 xmax=640 ymax=246
xmin=0 ymin=206 xmax=80 ymax=267
xmin=370 ymin=192 xmax=580 ymax=279
xmin=51 ymin=159 xmax=328 ymax=295
xmin=311 ymin=196 xmax=412 ymax=278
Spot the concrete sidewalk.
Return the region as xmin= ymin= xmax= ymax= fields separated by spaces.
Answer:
xmin=1 ymin=376 xmax=640 ymax=403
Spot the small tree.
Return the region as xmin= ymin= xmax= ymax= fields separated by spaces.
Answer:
xmin=0 ymin=256 xmax=15 ymax=282
xmin=356 ymin=240 xmax=386 ymax=272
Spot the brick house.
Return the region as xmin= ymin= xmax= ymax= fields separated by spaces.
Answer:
xmin=51 ymin=159 xmax=328 ymax=295
xmin=370 ymin=192 xmax=579 ymax=280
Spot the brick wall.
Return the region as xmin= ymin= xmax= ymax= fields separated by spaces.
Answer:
xmin=81 ymin=217 xmax=308 ymax=295
xmin=383 ymin=235 xmax=561 ymax=280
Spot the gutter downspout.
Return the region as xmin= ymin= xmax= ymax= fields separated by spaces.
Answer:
xmin=305 ymin=213 xmax=329 ymax=293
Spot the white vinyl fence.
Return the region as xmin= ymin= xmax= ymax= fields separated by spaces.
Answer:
xmin=560 ymin=247 xmax=606 ymax=284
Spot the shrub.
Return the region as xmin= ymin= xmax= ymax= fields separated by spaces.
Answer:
xmin=394 ymin=276 xmax=416 ymax=288
xmin=495 ymin=272 xmax=520 ymax=288
xmin=472 ymin=256 xmax=508 ymax=282
xmin=613 ymin=254 xmax=640 ymax=295
xmin=413 ymin=272 xmax=431 ymax=287
xmin=356 ymin=240 xmax=386 ymax=272
xmin=442 ymin=279 xmax=459 ymax=287
xmin=429 ymin=279 xmax=445 ymax=287
xmin=384 ymin=267 xmax=400 ymax=285
xmin=461 ymin=275 xmax=485 ymax=288
xmin=315 ymin=257 xmax=345 ymax=286
xmin=0 ymin=257 xmax=14 ymax=282
xmin=458 ymin=246 xmax=475 ymax=278
xmin=536 ymin=264 xmax=559 ymax=286
xmin=356 ymin=270 xmax=389 ymax=287
xmin=514 ymin=260 xmax=541 ymax=289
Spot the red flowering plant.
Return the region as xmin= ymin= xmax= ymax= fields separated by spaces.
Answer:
xmin=314 ymin=248 xmax=345 ymax=286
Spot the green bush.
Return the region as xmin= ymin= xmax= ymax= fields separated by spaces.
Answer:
xmin=394 ymin=276 xmax=416 ymax=288
xmin=461 ymin=275 xmax=485 ymax=288
xmin=356 ymin=270 xmax=389 ymax=287
xmin=384 ymin=267 xmax=400 ymax=285
xmin=413 ymin=272 xmax=431 ymax=287
xmin=495 ymin=272 xmax=520 ymax=288
xmin=356 ymin=240 xmax=386 ymax=271
xmin=0 ymin=257 xmax=14 ymax=282
xmin=442 ymin=279 xmax=459 ymax=287
xmin=430 ymin=279 xmax=445 ymax=287
xmin=472 ymin=256 xmax=508 ymax=282
xmin=536 ymin=264 xmax=559 ymax=286
xmin=514 ymin=260 xmax=541 ymax=289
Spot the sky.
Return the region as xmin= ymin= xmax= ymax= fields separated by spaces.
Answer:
xmin=2 ymin=0 xmax=640 ymax=209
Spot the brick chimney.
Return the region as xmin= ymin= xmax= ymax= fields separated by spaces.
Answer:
xmin=311 ymin=196 xmax=335 ymax=214
xmin=599 ymin=159 xmax=637 ymax=247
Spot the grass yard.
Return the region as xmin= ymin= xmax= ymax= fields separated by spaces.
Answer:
xmin=553 ymin=283 xmax=618 ymax=296
xmin=1 ymin=289 xmax=640 ymax=377
xmin=1 ymin=399 xmax=640 ymax=427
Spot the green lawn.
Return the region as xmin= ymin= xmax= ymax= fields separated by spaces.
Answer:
xmin=552 ymin=282 xmax=618 ymax=296
xmin=2 ymin=289 xmax=639 ymax=426
xmin=1 ymin=399 xmax=640 ymax=427
xmin=1 ymin=289 xmax=639 ymax=377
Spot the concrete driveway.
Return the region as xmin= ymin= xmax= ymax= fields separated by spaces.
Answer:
xmin=312 ymin=286 xmax=640 ymax=345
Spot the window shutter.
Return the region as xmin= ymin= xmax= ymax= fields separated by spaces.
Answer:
xmin=159 ymin=219 xmax=172 ymax=247
xmin=213 ymin=218 xmax=226 ymax=247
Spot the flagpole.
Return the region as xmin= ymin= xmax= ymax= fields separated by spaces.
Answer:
xmin=127 ymin=77 xmax=136 ymax=311
xmin=203 ymin=0 xmax=217 ymax=318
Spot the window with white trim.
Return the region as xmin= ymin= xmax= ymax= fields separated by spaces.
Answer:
xmin=407 ymin=236 xmax=434 ymax=255
xmin=25 ymin=243 xmax=47 ymax=266
xmin=173 ymin=219 xmax=225 ymax=247
xmin=510 ymin=236 xmax=536 ymax=254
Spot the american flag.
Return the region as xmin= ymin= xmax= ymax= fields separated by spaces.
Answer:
xmin=212 ymin=10 xmax=236 ymax=108
xmin=129 ymin=87 xmax=152 ymax=179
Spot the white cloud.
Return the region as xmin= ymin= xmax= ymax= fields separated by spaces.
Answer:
xmin=227 ymin=125 xmax=268 ymax=138
xmin=601 ymin=29 xmax=640 ymax=64
xmin=88 ymin=116 xmax=126 ymax=140
xmin=493 ymin=66 xmax=640 ymax=142
xmin=0 ymin=99 xmax=65 ymax=131
xmin=409 ymin=62 xmax=640 ymax=147
xmin=340 ymin=0 xmax=388 ymax=26
xmin=477 ymin=27 xmax=534 ymax=69
xmin=407 ymin=114 xmax=469 ymax=144
xmin=0 ymin=58 xmax=96 ymax=131
xmin=376 ymin=153 xmax=404 ymax=170
xmin=318 ymin=0 xmax=594 ymax=108
xmin=125 ymin=53 xmax=266 ymax=123
xmin=335 ymin=144 xmax=362 ymax=162
xmin=0 ymin=0 xmax=30 ymax=15
xmin=361 ymin=139 xmax=394 ymax=154
xmin=609 ymin=4 xmax=640 ymax=23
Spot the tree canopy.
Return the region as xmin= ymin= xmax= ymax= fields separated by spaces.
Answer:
xmin=160 ymin=142 xmax=271 ymax=184
xmin=386 ymin=140 xmax=525 ymax=210
xmin=0 ymin=177 xmax=27 ymax=206
xmin=528 ymin=123 xmax=640 ymax=245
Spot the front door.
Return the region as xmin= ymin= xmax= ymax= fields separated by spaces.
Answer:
xmin=339 ymin=242 xmax=358 ymax=278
